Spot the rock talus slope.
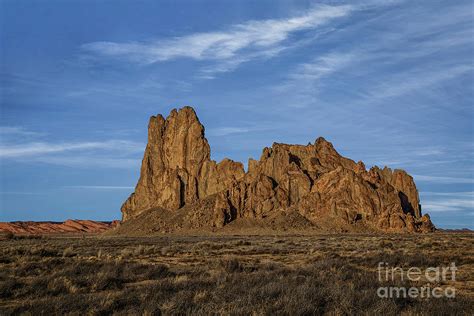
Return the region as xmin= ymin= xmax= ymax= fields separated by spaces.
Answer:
xmin=120 ymin=106 xmax=434 ymax=233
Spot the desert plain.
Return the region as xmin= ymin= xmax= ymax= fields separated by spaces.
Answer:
xmin=0 ymin=231 xmax=472 ymax=315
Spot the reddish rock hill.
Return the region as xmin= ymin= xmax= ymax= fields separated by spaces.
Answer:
xmin=118 ymin=106 xmax=434 ymax=234
xmin=0 ymin=220 xmax=120 ymax=235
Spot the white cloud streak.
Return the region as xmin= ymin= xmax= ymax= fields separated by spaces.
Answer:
xmin=0 ymin=140 xmax=143 ymax=158
xmin=207 ymin=127 xmax=252 ymax=136
xmin=423 ymin=199 xmax=474 ymax=212
xmin=271 ymin=1 xmax=473 ymax=111
xmin=420 ymin=192 xmax=473 ymax=213
xmin=421 ymin=192 xmax=474 ymax=197
xmin=207 ymin=125 xmax=275 ymax=137
xmin=34 ymin=156 xmax=140 ymax=169
xmin=81 ymin=5 xmax=353 ymax=76
xmin=0 ymin=127 xmax=144 ymax=169
xmin=270 ymin=51 xmax=359 ymax=108
xmin=290 ymin=53 xmax=356 ymax=82
xmin=366 ymin=65 xmax=473 ymax=101
xmin=275 ymin=52 xmax=357 ymax=93
xmin=0 ymin=127 xmax=45 ymax=137
xmin=413 ymin=174 xmax=474 ymax=184
xmin=64 ymin=186 xmax=134 ymax=190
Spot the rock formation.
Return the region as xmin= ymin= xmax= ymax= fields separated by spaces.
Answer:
xmin=121 ymin=106 xmax=434 ymax=233
xmin=121 ymin=107 xmax=244 ymax=221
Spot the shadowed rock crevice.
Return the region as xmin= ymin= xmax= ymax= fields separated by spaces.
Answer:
xmin=120 ymin=106 xmax=434 ymax=233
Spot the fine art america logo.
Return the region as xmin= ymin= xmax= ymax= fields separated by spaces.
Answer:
xmin=377 ymin=262 xmax=457 ymax=298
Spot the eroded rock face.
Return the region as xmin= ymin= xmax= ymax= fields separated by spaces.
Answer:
xmin=121 ymin=107 xmax=244 ymax=221
xmin=122 ymin=106 xmax=434 ymax=232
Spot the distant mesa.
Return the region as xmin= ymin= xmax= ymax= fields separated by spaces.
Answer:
xmin=0 ymin=220 xmax=119 ymax=235
xmin=116 ymin=106 xmax=434 ymax=234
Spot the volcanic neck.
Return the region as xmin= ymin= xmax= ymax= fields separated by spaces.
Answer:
xmin=121 ymin=106 xmax=434 ymax=233
xmin=121 ymin=107 xmax=244 ymax=221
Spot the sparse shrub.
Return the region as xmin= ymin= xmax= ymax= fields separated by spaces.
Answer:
xmin=134 ymin=245 xmax=145 ymax=255
xmin=93 ymin=275 xmax=124 ymax=291
xmin=379 ymin=240 xmax=394 ymax=249
xmin=120 ymin=248 xmax=134 ymax=258
xmin=220 ymin=257 xmax=242 ymax=273
xmin=144 ymin=245 xmax=157 ymax=255
xmin=0 ymin=278 xmax=22 ymax=298
xmin=0 ymin=255 xmax=12 ymax=264
xmin=93 ymin=264 xmax=124 ymax=291
xmin=208 ymin=243 xmax=225 ymax=250
xmin=14 ymin=261 xmax=43 ymax=277
xmin=233 ymin=240 xmax=252 ymax=246
xmin=30 ymin=246 xmax=58 ymax=257
xmin=160 ymin=246 xmax=177 ymax=256
xmin=62 ymin=246 xmax=75 ymax=258
xmin=259 ymin=261 xmax=283 ymax=271
xmin=29 ymin=278 xmax=49 ymax=296
xmin=121 ymin=262 xmax=171 ymax=281
xmin=145 ymin=264 xmax=172 ymax=279
xmin=47 ymin=276 xmax=78 ymax=295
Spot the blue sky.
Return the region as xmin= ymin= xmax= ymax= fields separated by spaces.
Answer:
xmin=0 ymin=0 xmax=473 ymax=228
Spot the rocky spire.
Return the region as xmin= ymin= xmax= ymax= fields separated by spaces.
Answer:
xmin=121 ymin=106 xmax=434 ymax=233
xmin=121 ymin=106 xmax=244 ymax=221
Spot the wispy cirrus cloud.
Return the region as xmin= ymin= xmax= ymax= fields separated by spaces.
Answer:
xmin=414 ymin=175 xmax=474 ymax=184
xmin=287 ymin=53 xmax=357 ymax=82
xmin=207 ymin=124 xmax=275 ymax=137
xmin=423 ymin=200 xmax=473 ymax=212
xmin=273 ymin=52 xmax=358 ymax=107
xmin=81 ymin=5 xmax=353 ymax=77
xmin=0 ymin=140 xmax=143 ymax=158
xmin=270 ymin=1 xmax=473 ymax=111
xmin=0 ymin=126 xmax=45 ymax=138
xmin=421 ymin=192 xmax=474 ymax=197
xmin=421 ymin=192 xmax=474 ymax=212
xmin=33 ymin=156 xmax=140 ymax=169
xmin=0 ymin=127 xmax=144 ymax=169
xmin=275 ymin=50 xmax=472 ymax=110
xmin=365 ymin=64 xmax=473 ymax=101
xmin=63 ymin=185 xmax=134 ymax=190
xmin=207 ymin=127 xmax=253 ymax=137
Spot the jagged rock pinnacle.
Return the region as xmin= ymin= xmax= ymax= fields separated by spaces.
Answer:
xmin=121 ymin=106 xmax=434 ymax=233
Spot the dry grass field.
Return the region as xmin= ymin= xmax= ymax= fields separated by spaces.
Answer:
xmin=0 ymin=232 xmax=473 ymax=315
